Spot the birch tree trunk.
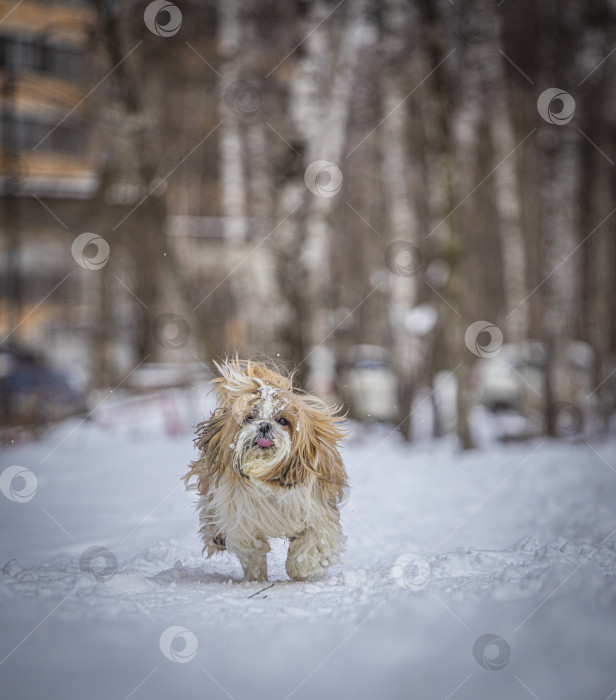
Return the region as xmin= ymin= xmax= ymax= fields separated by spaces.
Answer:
xmin=588 ymin=154 xmax=613 ymax=432
xmin=416 ymin=0 xmax=465 ymax=441
xmin=483 ymin=18 xmax=527 ymax=344
xmin=91 ymin=0 xmax=212 ymax=361
xmin=379 ymin=0 xmax=420 ymax=440
xmin=536 ymin=0 xmax=582 ymax=436
xmin=294 ymin=0 xmax=367 ymax=391
xmin=580 ymin=29 xmax=614 ymax=432
xmin=218 ymin=0 xmax=247 ymax=247
xmin=242 ymin=6 xmax=284 ymax=352
xmin=93 ymin=0 xmax=166 ymax=360
xmin=541 ymin=126 xmax=581 ymax=434
xmin=449 ymin=28 xmax=485 ymax=450
xmin=217 ymin=0 xmax=250 ymax=350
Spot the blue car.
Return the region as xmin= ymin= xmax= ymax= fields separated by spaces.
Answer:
xmin=0 ymin=347 xmax=86 ymax=425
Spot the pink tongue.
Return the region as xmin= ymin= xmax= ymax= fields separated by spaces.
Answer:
xmin=257 ymin=437 xmax=273 ymax=448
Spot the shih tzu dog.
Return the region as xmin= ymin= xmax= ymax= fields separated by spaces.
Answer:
xmin=184 ymin=359 xmax=347 ymax=581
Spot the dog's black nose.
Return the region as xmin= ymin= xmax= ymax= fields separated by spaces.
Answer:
xmin=258 ymin=421 xmax=271 ymax=434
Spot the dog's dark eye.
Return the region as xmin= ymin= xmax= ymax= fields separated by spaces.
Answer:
xmin=245 ymin=414 xmax=255 ymax=423
xmin=277 ymin=417 xmax=289 ymax=427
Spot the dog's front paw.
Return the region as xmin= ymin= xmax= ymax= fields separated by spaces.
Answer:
xmin=286 ymin=529 xmax=342 ymax=580
xmin=243 ymin=567 xmax=268 ymax=582
xmin=236 ymin=544 xmax=269 ymax=581
xmin=286 ymin=551 xmax=330 ymax=581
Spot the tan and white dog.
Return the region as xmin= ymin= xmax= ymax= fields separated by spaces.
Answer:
xmin=184 ymin=359 xmax=347 ymax=581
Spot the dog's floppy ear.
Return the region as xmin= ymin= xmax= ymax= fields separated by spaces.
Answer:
xmin=186 ymin=407 xmax=231 ymax=489
xmin=292 ymin=396 xmax=348 ymax=506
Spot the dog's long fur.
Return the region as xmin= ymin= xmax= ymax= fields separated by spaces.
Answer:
xmin=183 ymin=359 xmax=347 ymax=581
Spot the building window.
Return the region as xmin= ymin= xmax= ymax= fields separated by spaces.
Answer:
xmin=1 ymin=114 xmax=84 ymax=155
xmin=0 ymin=35 xmax=83 ymax=80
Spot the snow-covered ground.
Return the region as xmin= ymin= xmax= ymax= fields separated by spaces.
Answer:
xmin=1 ymin=409 xmax=616 ymax=700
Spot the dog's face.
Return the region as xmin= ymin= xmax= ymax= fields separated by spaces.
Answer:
xmin=231 ymin=382 xmax=299 ymax=480
xmin=193 ymin=360 xmax=346 ymax=497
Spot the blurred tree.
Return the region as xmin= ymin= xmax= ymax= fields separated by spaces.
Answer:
xmin=6 ymin=0 xmax=615 ymax=444
xmin=379 ymin=0 xmax=420 ymax=440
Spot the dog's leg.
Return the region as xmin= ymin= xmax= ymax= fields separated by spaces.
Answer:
xmin=286 ymin=524 xmax=345 ymax=581
xmin=231 ymin=538 xmax=270 ymax=581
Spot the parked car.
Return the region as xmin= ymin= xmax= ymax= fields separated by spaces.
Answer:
xmin=341 ymin=345 xmax=398 ymax=422
xmin=473 ymin=341 xmax=595 ymax=415
xmin=0 ymin=346 xmax=86 ymax=425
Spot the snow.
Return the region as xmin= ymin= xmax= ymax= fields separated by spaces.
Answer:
xmin=1 ymin=414 xmax=616 ymax=700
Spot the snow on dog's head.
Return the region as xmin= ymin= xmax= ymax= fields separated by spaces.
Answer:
xmin=188 ymin=358 xmax=346 ymax=496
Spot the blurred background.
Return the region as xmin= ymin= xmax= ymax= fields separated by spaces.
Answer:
xmin=1 ymin=0 xmax=615 ymax=447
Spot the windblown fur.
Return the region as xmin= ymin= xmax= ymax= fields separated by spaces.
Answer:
xmin=183 ymin=359 xmax=348 ymax=581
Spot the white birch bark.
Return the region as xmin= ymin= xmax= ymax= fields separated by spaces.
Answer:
xmin=295 ymin=0 xmax=368 ymax=360
xmin=218 ymin=0 xmax=246 ymax=244
xmin=245 ymin=118 xmax=280 ymax=327
xmin=217 ymin=0 xmax=248 ymax=318
xmin=450 ymin=27 xmax=484 ymax=450
xmin=378 ymin=0 xmax=420 ymax=437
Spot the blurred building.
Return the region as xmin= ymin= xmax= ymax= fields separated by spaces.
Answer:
xmin=0 ymin=0 xmax=98 ymax=359
xmin=0 ymin=1 xmax=232 ymax=384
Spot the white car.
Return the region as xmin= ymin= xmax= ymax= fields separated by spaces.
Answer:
xmin=342 ymin=345 xmax=398 ymax=422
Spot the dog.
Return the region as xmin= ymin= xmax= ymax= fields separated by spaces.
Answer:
xmin=184 ymin=359 xmax=347 ymax=581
